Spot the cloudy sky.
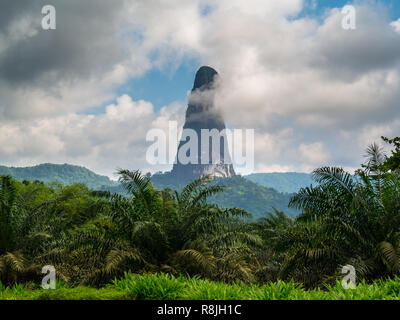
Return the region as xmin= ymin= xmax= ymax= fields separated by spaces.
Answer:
xmin=0 ymin=0 xmax=399 ymax=179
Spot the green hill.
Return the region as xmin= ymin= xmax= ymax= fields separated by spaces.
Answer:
xmin=0 ymin=163 xmax=117 ymax=189
xmin=244 ymin=172 xmax=313 ymax=193
xmin=208 ymin=176 xmax=299 ymax=218
xmin=0 ymin=164 xmax=301 ymax=218
xmin=147 ymin=172 xmax=299 ymax=218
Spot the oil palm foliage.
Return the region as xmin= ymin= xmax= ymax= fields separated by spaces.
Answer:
xmin=115 ymin=171 xmax=260 ymax=283
xmin=276 ymin=144 xmax=400 ymax=287
xmin=43 ymin=170 xmax=260 ymax=285
xmin=0 ymin=176 xmax=56 ymax=285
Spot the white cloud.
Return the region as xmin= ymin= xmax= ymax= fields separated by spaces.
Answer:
xmin=0 ymin=95 xmax=185 ymax=178
xmin=391 ymin=18 xmax=400 ymax=32
xmin=1 ymin=1 xmax=400 ymax=176
xmin=255 ymin=164 xmax=294 ymax=173
xmin=298 ymin=142 xmax=330 ymax=166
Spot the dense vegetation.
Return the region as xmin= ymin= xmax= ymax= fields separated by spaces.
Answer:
xmin=149 ymin=172 xmax=299 ymax=218
xmin=2 ymin=273 xmax=400 ymax=300
xmin=0 ymin=136 xmax=399 ymax=299
xmin=0 ymin=164 xmax=301 ymax=218
xmin=208 ymin=176 xmax=299 ymax=217
xmin=0 ymin=163 xmax=116 ymax=189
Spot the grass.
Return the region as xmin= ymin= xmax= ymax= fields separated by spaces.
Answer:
xmin=1 ymin=273 xmax=400 ymax=300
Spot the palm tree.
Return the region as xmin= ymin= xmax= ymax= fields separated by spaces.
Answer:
xmin=109 ymin=170 xmax=260 ymax=283
xmin=43 ymin=170 xmax=260 ymax=285
xmin=0 ymin=176 xmax=54 ymax=285
xmin=278 ymin=144 xmax=400 ymax=286
xmin=252 ymin=209 xmax=296 ymax=282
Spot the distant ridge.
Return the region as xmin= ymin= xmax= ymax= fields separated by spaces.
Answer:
xmin=245 ymin=172 xmax=313 ymax=194
xmin=0 ymin=163 xmax=116 ymax=189
xmin=0 ymin=163 xmax=309 ymax=218
xmin=149 ymin=172 xmax=300 ymax=218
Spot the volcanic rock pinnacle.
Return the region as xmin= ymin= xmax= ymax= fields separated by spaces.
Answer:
xmin=171 ymin=66 xmax=235 ymax=182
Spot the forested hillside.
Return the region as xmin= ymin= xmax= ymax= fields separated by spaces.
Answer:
xmin=0 ymin=164 xmax=300 ymax=218
xmin=208 ymin=176 xmax=298 ymax=218
xmin=0 ymin=137 xmax=399 ymax=297
xmin=148 ymin=173 xmax=299 ymax=218
xmin=245 ymin=172 xmax=313 ymax=193
xmin=0 ymin=163 xmax=116 ymax=189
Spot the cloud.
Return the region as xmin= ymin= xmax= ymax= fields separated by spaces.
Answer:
xmin=391 ymin=18 xmax=400 ymax=32
xmin=0 ymin=94 xmax=185 ymax=178
xmin=0 ymin=1 xmax=399 ymax=176
xmin=206 ymin=3 xmax=400 ymax=173
xmin=0 ymin=0 xmax=152 ymax=119
xmin=210 ymin=4 xmax=400 ymax=127
xmin=298 ymin=142 xmax=330 ymax=166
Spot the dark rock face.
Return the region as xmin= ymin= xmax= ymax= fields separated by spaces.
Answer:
xmin=171 ymin=66 xmax=235 ymax=182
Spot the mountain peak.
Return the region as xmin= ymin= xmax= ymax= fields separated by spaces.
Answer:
xmin=192 ymin=66 xmax=218 ymax=91
xmin=171 ymin=65 xmax=235 ymax=181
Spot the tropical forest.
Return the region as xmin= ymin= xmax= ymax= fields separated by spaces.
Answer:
xmin=1 ymin=136 xmax=400 ymax=300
